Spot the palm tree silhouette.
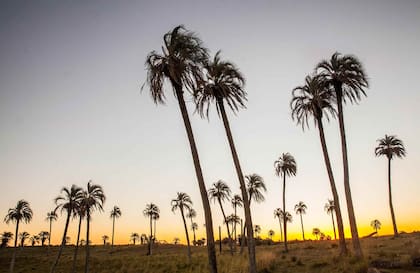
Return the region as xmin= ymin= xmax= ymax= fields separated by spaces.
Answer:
xmin=18 ymin=231 xmax=29 ymax=247
xmin=71 ymin=200 xmax=86 ymax=273
xmin=316 ymin=52 xmax=369 ymax=258
xmin=81 ymin=181 xmax=105 ymax=273
xmin=370 ymin=219 xmax=381 ymax=236
xmin=225 ymin=214 xmax=240 ymax=239
xmin=102 ymin=235 xmax=109 ymax=245
xmin=273 ymin=208 xmax=283 ymax=242
xmin=268 ymin=230 xmax=275 ymax=241
xmin=294 ymin=201 xmax=307 ymax=241
xmin=4 ymin=199 xmax=33 ymax=273
xmin=274 ymin=153 xmax=297 ymax=252
xmin=172 ymin=192 xmax=194 ymax=261
xmin=130 ymin=233 xmax=139 ymax=245
xmin=143 ymin=25 xmax=217 ymax=273
xmin=375 ymin=134 xmax=406 ymax=237
xmin=208 ymin=180 xmax=234 ymax=254
xmin=231 ymin=194 xmax=242 ymax=242
xmin=140 ymin=234 xmax=147 ymax=245
xmin=143 ymin=203 xmax=159 ymax=255
xmin=186 ymin=208 xmax=197 ymax=243
xmin=45 ymin=211 xmax=57 ymax=247
xmin=291 ymin=74 xmax=348 ymax=255
xmin=253 ymin=225 xmax=261 ymax=238
xmin=38 ymin=231 xmax=49 ymax=246
xmin=30 ymin=235 xmax=40 ymax=246
xmin=110 ymin=206 xmax=121 ymax=247
xmin=50 ymin=185 xmax=83 ymax=273
xmin=195 ymin=50 xmax=256 ymax=271
xmin=324 ymin=199 xmax=337 ymax=240
xmin=1 ymin=232 xmax=14 ymax=248
xmin=312 ymin=228 xmax=321 ymax=240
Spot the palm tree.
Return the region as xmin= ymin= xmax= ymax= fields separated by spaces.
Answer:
xmin=274 ymin=153 xmax=297 ymax=252
xmin=375 ymin=134 xmax=406 ymax=237
xmin=50 ymin=185 xmax=83 ymax=273
xmin=38 ymin=231 xmax=49 ymax=246
xmin=191 ymin=222 xmax=198 ymax=245
xmin=324 ymin=199 xmax=337 ymax=240
xmin=18 ymin=231 xmax=29 ymax=247
xmin=268 ymin=230 xmax=275 ymax=241
xmin=81 ymin=181 xmax=105 ymax=273
xmin=102 ymin=235 xmax=109 ymax=245
xmin=312 ymin=228 xmax=321 ymax=240
xmin=225 ymin=214 xmax=240 ymax=238
xmin=30 ymin=235 xmax=40 ymax=246
xmin=195 ymin=50 xmax=256 ymax=272
xmin=294 ymin=201 xmax=307 ymax=241
xmin=208 ymin=180 xmax=234 ymax=254
xmin=171 ymin=192 xmax=193 ymax=261
xmin=4 ymin=200 xmax=33 ymax=273
xmin=173 ymin=237 xmax=180 ymax=245
xmin=143 ymin=203 xmax=159 ymax=255
xmin=291 ymin=74 xmax=347 ymax=255
xmin=253 ymin=225 xmax=261 ymax=238
xmin=316 ymin=52 xmax=369 ymax=258
xmin=45 ymin=211 xmax=57 ymax=247
xmin=71 ymin=200 xmax=86 ymax=273
xmin=143 ymin=25 xmax=217 ymax=273
xmin=1 ymin=232 xmax=13 ymax=248
xmin=273 ymin=208 xmax=283 ymax=242
xmin=130 ymin=233 xmax=139 ymax=245
xmin=370 ymin=219 xmax=381 ymax=236
xmin=186 ymin=209 xmax=197 ymax=243
xmin=110 ymin=206 xmax=121 ymax=247
xmin=140 ymin=233 xmax=147 ymax=245
xmin=231 ymin=194 xmax=242 ymax=242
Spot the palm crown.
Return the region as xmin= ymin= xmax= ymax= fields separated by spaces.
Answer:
xmin=110 ymin=206 xmax=122 ymax=219
xmin=46 ymin=211 xmax=57 ymax=222
xmin=375 ymin=135 xmax=406 ymax=160
xmin=294 ymin=201 xmax=307 ymax=215
xmin=171 ymin=192 xmax=193 ymax=212
xmin=54 ymin=185 xmax=84 ymax=216
xmin=143 ymin=203 xmax=160 ymax=218
xmin=208 ymin=180 xmax=231 ymax=203
xmin=231 ymin=194 xmax=243 ymax=209
xmin=324 ymin=199 xmax=335 ymax=215
xmin=274 ymin=153 xmax=297 ymax=177
xmin=82 ymin=181 xmax=105 ymax=217
xmin=4 ymin=200 xmax=33 ymax=224
xmin=246 ymin=174 xmax=267 ymax=204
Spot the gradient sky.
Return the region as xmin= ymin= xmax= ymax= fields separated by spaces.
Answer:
xmin=1 ymin=0 xmax=419 ymax=245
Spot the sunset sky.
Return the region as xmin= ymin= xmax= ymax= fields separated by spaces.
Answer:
xmin=1 ymin=0 xmax=419 ymax=245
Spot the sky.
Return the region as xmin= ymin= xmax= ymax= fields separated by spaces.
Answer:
xmin=1 ymin=0 xmax=420 ymax=246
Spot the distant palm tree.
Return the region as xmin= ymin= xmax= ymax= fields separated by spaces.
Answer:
xmin=71 ymin=200 xmax=86 ymax=273
xmin=130 ymin=233 xmax=139 ymax=245
xmin=18 ymin=231 xmax=29 ymax=247
xmin=375 ymin=134 xmax=406 ymax=237
xmin=102 ymin=235 xmax=109 ymax=245
xmin=172 ymin=192 xmax=193 ymax=261
xmin=312 ymin=228 xmax=321 ymax=240
xmin=208 ymin=180 xmax=234 ymax=254
xmin=38 ymin=231 xmax=49 ymax=247
xmin=65 ymin=236 xmax=71 ymax=245
xmin=254 ymin=225 xmax=261 ymax=238
xmin=45 ymin=211 xmax=57 ymax=247
xmin=140 ymin=234 xmax=147 ymax=245
xmin=30 ymin=235 xmax=40 ymax=246
xmin=143 ymin=203 xmax=159 ymax=255
xmin=370 ymin=219 xmax=381 ymax=236
xmin=268 ymin=230 xmax=275 ymax=241
xmin=110 ymin=206 xmax=122 ymax=247
xmin=317 ymin=52 xmax=369 ymax=258
xmin=81 ymin=181 xmax=105 ymax=273
xmin=143 ymin=25 xmax=217 ymax=273
xmin=324 ymin=199 xmax=337 ymax=240
xmin=273 ymin=208 xmax=283 ymax=242
xmin=294 ymin=201 xmax=307 ymax=241
xmin=225 ymin=214 xmax=240 ymax=238
xmin=231 ymin=194 xmax=242 ymax=242
xmin=4 ymin=199 xmax=33 ymax=273
xmin=50 ymin=185 xmax=83 ymax=273
xmin=1 ymin=232 xmax=13 ymax=248
xmin=291 ymin=73 xmax=347 ymax=255
xmin=191 ymin=222 xmax=198 ymax=245
xmin=195 ymin=50 xmax=256 ymax=271
xmin=274 ymin=153 xmax=297 ymax=252
xmin=186 ymin=209 xmax=197 ymax=243
xmin=173 ymin=237 xmax=180 ymax=245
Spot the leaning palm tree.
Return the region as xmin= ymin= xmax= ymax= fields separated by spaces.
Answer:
xmin=273 ymin=208 xmax=283 ymax=242
xmin=143 ymin=25 xmax=217 ymax=273
xmin=4 ymin=199 xmax=33 ymax=273
xmin=18 ymin=231 xmax=29 ymax=247
xmin=50 ymin=185 xmax=83 ymax=273
xmin=195 ymin=50 xmax=256 ymax=271
xmin=231 ymin=194 xmax=242 ymax=242
xmin=71 ymin=200 xmax=86 ymax=273
xmin=186 ymin=209 xmax=197 ymax=243
xmin=171 ymin=192 xmax=193 ymax=261
xmin=81 ymin=181 xmax=105 ymax=273
xmin=370 ymin=219 xmax=381 ymax=236
xmin=143 ymin=203 xmax=159 ymax=255
xmin=316 ymin=52 xmax=369 ymax=258
xmin=294 ymin=201 xmax=307 ymax=241
xmin=324 ymin=199 xmax=337 ymax=240
xmin=291 ymin=74 xmax=347 ymax=255
xmin=45 ymin=211 xmax=57 ymax=247
xmin=274 ymin=153 xmax=297 ymax=252
xmin=208 ymin=180 xmax=234 ymax=254
xmin=375 ymin=134 xmax=406 ymax=237
xmin=110 ymin=206 xmax=122 ymax=247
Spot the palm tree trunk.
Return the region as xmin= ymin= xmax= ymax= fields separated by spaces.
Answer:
xmin=190 ymin=217 xmax=196 ymax=244
xmin=240 ymin=198 xmax=252 ymax=254
xmin=278 ymin=218 xmax=283 ymax=242
xmin=331 ymin=212 xmax=337 ymax=240
xmin=180 ymin=208 xmax=192 ymax=262
xmin=282 ymin=172 xmax=288 ymax=252
xmin=148 ymin=216 xmax=152 ymax=255
xmin=388 ymin=158 xmax=398 ymax=236
xmin=71 ymin=216 xmax=82 ymax=273
xmin=218 ymin=199 xmax=234 ymax=255
xmin=84 ymin=211 xmax=90 ymax=273
xmin=317 ymin=116 xmax=348 ymax=255
xmin=49 ymin=220 xmax=52 ymax=247
xmin=9 ymin=220 xmax=19 ymax=273
xmin=218 ymin=99 xmax=256 ymax=273
xmin=335 ymin=85 xmax=362 ymax=258
xmin=154 ymin=219 xmax=157 ymax=242
xmin=234 ymin=206 xmax=237 ymax=242
xmin=300 ymin=214 xmax=305 ymax=241
xmin=111 ymin=216 xmax=115 ymax=247
xmin=173 ymin=81 xmax=218 ymax=273
xmin=50 ymin=211 xmax=71 ymax=273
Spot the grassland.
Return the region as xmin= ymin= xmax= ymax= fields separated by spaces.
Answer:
xmin=1 ymin=232 xmax=419 ymax=273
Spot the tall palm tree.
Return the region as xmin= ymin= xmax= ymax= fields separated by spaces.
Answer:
xmin=18 ymin=231 xmax=29 ymax=247
xmin=110 ymin=206 xmax=122 ymax=247
xmin=71 ymin=200 xmax=86 ymax=273
xmin=45 ymin=211 xmax=57 ymax=247
xmin=171 ymin=192 xmax=193 ymax=261
xmin=273 ymin=208 xmax=283 ymax=242
xmin=102 ymin=235 xmax=109 ymax=245
xmin=208 ymin=180 xmax=234 ymax=254
xmin=274 ymin=153 xmax=297 ymax=252
xmin=195 ymin=50 xmax=256 ymax=272
xmin=50 ymin=185 xmax=83 ymax=273
xmin=1 ymin=232 xmax=14 ymax=248
xmin=316 ymin=52 xmax=369 ymax=258
xmin=4 ymin=199 xmax=33 ymax=273
xmin=82 ymin=181 xmax=105 ymax=273
xmin=291 ymin=74 xmax=347 ymax=255
xmin=375 ymin=134 xmax=406 ymax=237
xmin=370 ymin=219 xmax=381 ymax=236
xmin=231 ymin=194 xmax=242 ymax=242
xmin=143 ymin=203 xmax=159 ymax=255
xmin=294 ymin=201 xmax=307 ymax=241
xmin=38 ymin=231 xmax=49 ymax=247
xmin=324 ymin=199 xmax=337 ymax=240
xmin=186 ymin=208 xmax=197 ymax=243
xmin=143 ymin=25 xmax=217 ymax=273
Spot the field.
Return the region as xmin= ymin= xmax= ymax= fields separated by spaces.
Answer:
xmin=1 ymin=233 xmax=419 ymax=273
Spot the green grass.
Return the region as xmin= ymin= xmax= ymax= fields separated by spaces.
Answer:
xmin=1 ymin=232 xmax=419 ymax=273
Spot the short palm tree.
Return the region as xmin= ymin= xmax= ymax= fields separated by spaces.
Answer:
xmin=45 ymin=211 xmax=57 ymax=247
xmin=30 ymin=235 xmax=40 ymax=246
xmin=312 ymin=228 xmax=321 ymax=240
xmin=370 ymin=219 xmax=381 ymax=236
xmin=19 ymin=231 xmax=29 ymax=247
xmin=195 ymin=50 xmax=256 ymax=271
xmin=4 ymin=199 xmax=33 ymax=273
xmin=110 ymin=206 xmax=122 ymax=247
xmin=38 ymin=231 xmax=49 ymax=246
xmin=274 ymin=153 xmax=297 ymax=252
xmin=1 ymin=232 xmax=14 ymax=248
xmin=324 ymin=199 xmax=337 ymax=240
xmin=316 ymin=52 xmax=369 ymax=258
xmin=231 ymin=194 xmax=242 ymax=242
xmin=102 ymin=235 xmax=109 ymax=245
xmin=375 ymin=134 xmax=406 ymax=237
xmin=294 ymin=201 xmax=307 ymax=241
xmin=254 ymin=225 xmax=261 ymax=238
xmin=130 ymin=233 xmax=139 ymax=245
xmin=273 ymin=208 xmax=283 ymax=242
xmin=143 ymin=25 xmax=217 ymax=273
xmin=172 ymin=192 xmax=193 ymax=261
xmin=186 ymin=208 xmax=197 ymax=243
xmin=268 ymin=230 xmax=275 ymax=241
xmin=143 ymin=203 xmax=159 ymax=255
